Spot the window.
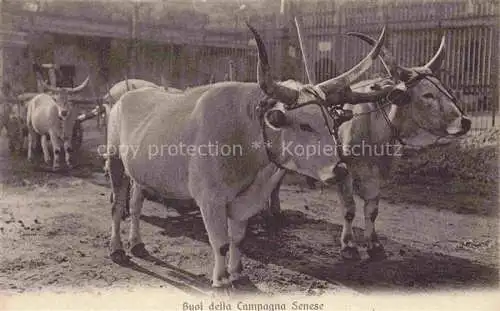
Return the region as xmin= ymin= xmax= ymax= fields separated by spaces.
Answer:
xmin=56 ymin=65 xmax=76 ymax=88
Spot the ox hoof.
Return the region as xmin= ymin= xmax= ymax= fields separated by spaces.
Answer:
xmin=121 ymin=208 xmax=130 ymax=220
xmin=340 ymin=246 xmax=361 ymax=261
xmin=367 ymin=245 xmax=387 ymax=261
xmin=110 ymin=249 xmax=130 ymax=265
xmin=211 ymin=285 xmax=231 ymax=297
xmin=130 ymin=243 xmax=149 ymax=258
xmin=230 ymin=276 xmax=259 ymax=294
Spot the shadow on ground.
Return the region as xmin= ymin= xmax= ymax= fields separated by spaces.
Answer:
xmin=141 ymin=209 xmax=499 ymax=293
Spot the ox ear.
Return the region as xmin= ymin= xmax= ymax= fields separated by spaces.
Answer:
xmin=394 ymin=81 xmax=407 ymax=92
xmin=394 ymin=67 xmax=416 ymax=82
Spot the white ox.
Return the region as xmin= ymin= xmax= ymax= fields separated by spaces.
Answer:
xmin=106 ymin=25 xmax=389 ymax=289
xmin=269 ymin=32 xmax=472 ymax=261
xmin=26 ymin=76 xmax=90 ymax=171
xmin=81 ymin=79 xmax=182 ymax=179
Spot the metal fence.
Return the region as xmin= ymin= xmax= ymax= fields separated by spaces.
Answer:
xmin=2 ymin=0 xmax=498 ymax=131
xmin=287 ymin=0 xmax=499 ymax=132
xmin=171 ymin=0 xmax=499 ymax=132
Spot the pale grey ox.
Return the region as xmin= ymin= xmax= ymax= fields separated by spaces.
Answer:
xmin=106 ymin=24 xmax=389 ymax=289
xmin=76 ymin=79 xmax=182 ymax=177
xmin=269 ymin=31 xmax=472 ymax=261
xmin=26 ymin=76 xmax=90 ymax=171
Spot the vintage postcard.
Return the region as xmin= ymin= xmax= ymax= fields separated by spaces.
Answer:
xmin=0 ymin=0 xmax=498 ymax=310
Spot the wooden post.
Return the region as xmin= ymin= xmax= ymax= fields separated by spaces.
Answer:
xmin=295 ymin=16 xmax=315 ymax=84
xmin=26 ymin=0 xmax=42 ymax=92
xmin=278 ymin=0 xmax=300 ymax=81
xmin=228 ymin=60 xmax=235 ymax=81
xmin=0 ymin=0 xmax=4 ymax=90
xmin=490 ymin=22 xmax=498 ymax=128
xmin=128 ymin=2 xmax=139 ymax=78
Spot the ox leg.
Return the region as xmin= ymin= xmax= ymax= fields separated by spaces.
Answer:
xmin=128 ymin=181 xmax=148 ymax=258
xmin=362 ymin=197 xmax=385 ymax=260
xmin=27 ymin=130 xmax=36 ymax=163
xmin=48 ymin=131 xmax=63 ymax=171
xmin=228 ymin=218 xmax=248 ymax=287
xmin=266 ymin=176 xmax=284 ymax=231
xmin=63 ymin=140 xmax=73 ymax=169
xmin=358 ymin=167 xmax=385 ymax=260
xmin=269 ymin=180 xmax=281 ymax=217
xmin=109 ymin=157 xmax=131 ymax=264
xmin=199 ymin=204 xmax=229 ymax=288
xmin=337 ymin=172 xmax=360 ymax=260
xmin=41 ymin=134 xmax=51 ymax=165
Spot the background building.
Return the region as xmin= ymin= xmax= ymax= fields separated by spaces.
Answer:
xmin=0 ymin=0 xmax=498 ymax=130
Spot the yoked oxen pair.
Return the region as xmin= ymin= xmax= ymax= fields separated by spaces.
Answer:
xmin=269 ymin=31 xmax=471 ymax=261
xmin=106 ymin=24 xmax=392 ymax=289
xmin=26 ymin=76 xmax=90 ymax=171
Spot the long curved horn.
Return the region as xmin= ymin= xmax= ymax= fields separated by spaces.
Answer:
xmin=316 ymin=26 xmax=386 ymax=95
xmin=345 ymin=31 xmax=398 ymax=77
xmin=66 ymin=76 xmax=90 ymax=93
xmin=423 ymin=35 xmax=446 ymax=72
xmin=247 ymin=23 xmax=299 ymax=106
xmin=346 ymin=31 xmax=417 ymax=81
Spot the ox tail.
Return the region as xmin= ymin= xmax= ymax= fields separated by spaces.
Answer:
xmin=108 ymin=157 xmax=131 ymax=220
xmin=105 ymin=99 xmax=130 ymax=219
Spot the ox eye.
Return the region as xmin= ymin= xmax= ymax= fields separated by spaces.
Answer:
xmin=266 ymin=110 xmax=287 ymax=128
xmin=423 ymin=93 xmax=435 ymax=99
xmin=299 ymin=123 xmax=315 ymax=132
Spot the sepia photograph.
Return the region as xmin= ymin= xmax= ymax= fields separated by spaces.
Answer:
xmin=0 ymin=0 xmax=498 ymax=309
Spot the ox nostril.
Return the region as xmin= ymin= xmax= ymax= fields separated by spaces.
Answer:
xmin=461 ymin=117 xmax=471 ymax=132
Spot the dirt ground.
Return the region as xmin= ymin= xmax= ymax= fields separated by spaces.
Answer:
xmin=0 ymin=121 xmax=498 ymax=299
